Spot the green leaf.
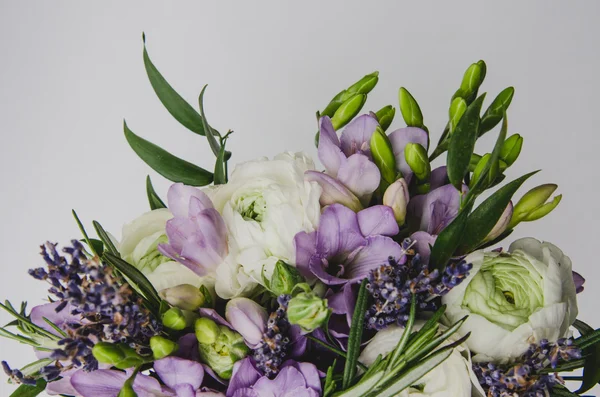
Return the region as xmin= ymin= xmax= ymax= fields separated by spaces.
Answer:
xmin=480 ymin=87 xmax=514 ymax=136
xmin=92 ymin=221 xmax=119 ymax=257
xmin=103 ymin=252 xmax=161 ymax=312
xmin=446 ymin=94 xmax=486 ymax=189
xmin=574 ymin=319 xmax=595 ymax=336
xmin=146 ymin=175 xmax=166 ymax=210
xmin=124 ymin=121 xmax=213 ymax=186
xmin=10 ymin=379 xmax=46 ymax=397
xmin=342 ymin=279 xmax=369 ymax=389
xmin=387 ymin=296 xmax=416 ymax=369
xmin=460 ymin=171 xmax=538 ymax=252
xmin=142 ymin=34 xmax=205 ymax=135
xmin=429 ymin=203 xmax=473 ymax=271
xmin=198 ymin=85 xmax=223 ymax=158
xmin=72 ymin=210 xmax=99 ymax=258
xmin=576 ymin=342 xmax=600 ymax=393
xmin=487 ymin=112 xmax=508 ymax=185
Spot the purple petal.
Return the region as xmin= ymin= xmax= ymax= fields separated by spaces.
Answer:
xmin=71 ymin=370 xmax=168 ymax=397
xmin=176 ymin=333 xmax=200 ymax=362
xmin=410 ymin=231 xmax=437 ymax=265
xmin=304 ymin=171 xmax=363 ymax=211
xmin=316 ymin=204 xmax=365 ymax=262
xmin=168 ymin=183 xmax=214 ymax=218
xmin=45 ymin=369 xmax=79 ymax=395
xmin=336 ymin=153 xmax=381 ymax=199
xmin=227 ymin=358 xmax=261 ymax=397
xmin=294 ymin=231 xmax=317 ymax=279
xmin=154 ymin=357 xmax=204 ymax=390
xmin=30 ymin=301 xmax=80 ymax=335
xmin=326 ymin=283 xmax=356 ymax=327
xmin=252 ymin=366 xmax=308 ymax=396
xmin=357 ymin=205 xmax=399 ymax=237
xmin=388 ymin=127 xmax=429 ymax=181
xmin=345 ymin=236 xmax=404 ymax=282
xmin=430 ymin=166 xmax=449 ymax=190
xmin=199 ymin=308 xmax=233 ymax=328
xmin=318 ymin=117 xmax=345 ymax=176
xmin=407 ymin=184 xmax=461 ymax=235
xmin=226 ymin=298 xmax=268 ymax=347
xmin=281 ymin=361 xmax=321 ymax=394
xmin=573 ymin=271 xmax=586 ymax=294
xmin=288 ymin=325 xmax=307 ymax=357
xmin=340 ymin=114 xmax=379 ymax=157
xmin=174 ymin=384 xmax=196 ymax=397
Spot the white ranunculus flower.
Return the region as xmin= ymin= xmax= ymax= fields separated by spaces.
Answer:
xmin=120 ymin=209 xmax=204 ymax=292
xmin=208 ymin=152 xmax=322 ymax=297
xmin=359 ymin=323 xmax=484 ymax=397
xmin=442 ymin=237 xmax=578 ymax=362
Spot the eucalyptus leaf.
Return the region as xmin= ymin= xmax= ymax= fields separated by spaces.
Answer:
xmin=446 ymin=94 xmax=486 ymax=189
xmin=9 ymin=379 xmax=46 ymax=397
xmin=124 ymin=121 xmax=214 ymax=186
xmin=146 ymin=175 xmax=166 ymax=210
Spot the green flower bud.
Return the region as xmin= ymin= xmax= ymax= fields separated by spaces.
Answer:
xmin=404 ymin=143 xmax=430 ymax=182
xmin=398 ymin=87 xmax=424 ymax=128
xmin=118 ymin=383 xmax=138 ymax=397
xmin=468 ymin=153 xmax=482 ymax=172
xmin=500 ymin=134 xmax=523 ymax=167
xmin=331 ymin=94 xmax=367 ymax=130
xmin=92 ymin=342 xmax=125 ymax=365
xmin=370 ymin=126 xmax=397 ymax=185
xmin=114 ymin=346 xmax=146 ymax=370
xmin=162 ymin=307 xmax=189 ymax=330
xmin=287 ymin=292 xmax=330 ymax=333
xmin=195 ymin=317 xmax=221 ymax=345
xmin=470 ymin=153 xmax=508 ymax=188
xmin=453 ymin=60 xmax=486 ymax=104
xmin=150 ymin=336 xmax=178 ymax=360
xmin=449 ymin=97 xmax=467 ymax=133
xmin=374 ymin=105 xmax=395 ymax=132
xmin=196 ymin=319 xmax=248 ymax=379
xmin=480 ymin=87 xmax=515 ymax=136
xmin=159 ymin=284 xmax=205 ymax=311
xmin=345 ymin=71 xmax=379 ymax=98
xmin=509 ymin=184 xmax=562 ymax=229
xmin=269 ymin=260 xmax=304 ymax=295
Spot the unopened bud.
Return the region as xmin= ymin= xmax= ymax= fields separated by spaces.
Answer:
xmin=162 ymin=307 xmax=188 ymax=330
xmin=118 ymin=383 xmax=138 ymax=397
xmin=346 ymin=71 xmax=379 ymax=97
xmin=225 ymin=297 xmax=267 ymax=347
xmin=484 ymin=202 xmax=513 ymax=243
xmin=150 ymin=336 xmax=178 ymax=360
xmin=453 ymin=60 xmax=486 ymax=104
xmin=449 ymin=97 xmax=467 ymax=133
xmin=92 ymin=342 xmax=125 ymax=365
xmin=509 ymin=184 xmax=562 ymax=228
xmin=374 ymin=105 xmax=395 ymax=131
xmin=370 ymin=126 xmax=397 ymax=185
xmin=159 ymin=284 xmax=205 ymax=311
xmin=331 ymin=94 xmax=367 ymax=130
xmin=196 ymin=319 xmax=248 ymax=379
xmin=287 ymin=293 xmax=330 ymax=333
xmin=270 ymin=261 xmax=304 ymax=296
xmin=383 ymin=179 xmax=409 ymax=225
xmin=398 ymin=87 xmax=424 ymax=128
xmin=404 ymin=143 xmax=430 ymax=181
xmin=500 ymin=134 xmax=523 ymax=166
xmin=470 ymin=154 xmax=507 ymax=188
xmin=480 ymin=87 xmax=515 ymax=136
xmin=195 ymin=317 xmax=221 ymax=345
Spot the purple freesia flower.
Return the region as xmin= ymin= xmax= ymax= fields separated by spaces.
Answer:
xmin=226 ymin=298 xmax=268 ymax=348
xmin=294 ymin=204 xmax=403 ymax=285
xmin=226 ymin=358 xmax=321 ymax=397
xmin=158 ymin=183 xmax=228 ymax=277
xmin=388 ymin=126 xmax=429 ymax=183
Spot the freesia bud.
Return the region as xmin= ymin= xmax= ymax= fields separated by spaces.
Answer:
xmin=398 ymin=87 xmax=424 ymax=128
xmin=404 ymin=143 xmax=430 ymax=182
xmin=331 ymin=94 xmax=367 ymax=130
xmin=500 ymin=134 xmax=523 ymax=166
xmin=383 ymin=179 xmax=409 ymax=225
xmin=374 ymin=105 xmax=395 ymax=131
xmin=321 ymin=72 xmax=379 ymax=118
xmin=118 ymin=383 xmax=138 ymax=397
xmin=92 ymin=343 xmax=145 ymax=369
xmin=452 ymin=60 xmax=486 ymax=104
xmin=159 ymin=284 xmax=205 ymax=311
xmin=150 ymin=336 xmax=178 ymax=360
xmin=269 ymin=260 xmax=304 ymax=295
xmin=509 ymin=184 xmax=562 ymax=228
xmin=449 ymin=97 xmax=467 ymax=133
xmin=370 ymin=126 xmax=397 ymax=185
xmin=162 ymin=307 xmax=195 ymax=331
xmin=470 ymin=153 xmax=507 ymax=188
xmin=225 ymin=297 xmax=267 ymax=347
xmin=480 ymin=87 xmax=515 ymax=136
xmin=287 ymin=292 xmax=330 ymax=333
xmin=305 ymin=171 xmax=363 ymax=211
xmin=195 ymin=317 xmax=248 ymax=379
xmin=484 ymin=202 xmax=513 ymax=243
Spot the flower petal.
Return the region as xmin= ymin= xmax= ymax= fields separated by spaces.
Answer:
xmin=357 ymin=205 xmax=399 ymax=237
xmin=154 ymin=357 xmax=204 ymax=390
xmin=345 ymin=236 xmax=405 ymax=282
xmin=340 ymin=114 xmax=379 ymax=157
xmin=71 ymin=369 xmax=169 ymax=397
xmin=304 ymin=171 xmax=362 ymax=211
xmin=316 ymin=204 xmax=365 ymax=261
xmin=318 ymin=117 xmax=345 ymax=176
xmin=168 ymin=183 xmax=214 ymax=218
xmin=388 ymin=127 xmax=429 ymax=181
xmin=226 ymin=298 xmax=268 ymax=347
xmin=337 ymin=154 xmax=381 ymax=199
xmin=294 ymin=231 xmax=317 ymax=279
xmin=227 ymin=358 xmax=261 ymax=397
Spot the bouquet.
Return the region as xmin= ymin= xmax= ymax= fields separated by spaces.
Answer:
xmin=2 ymin=37 xmax=599 ymax=397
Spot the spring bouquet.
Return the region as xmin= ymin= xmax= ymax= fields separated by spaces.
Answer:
xmin=2 ymin=38 xmax=600 ymax=397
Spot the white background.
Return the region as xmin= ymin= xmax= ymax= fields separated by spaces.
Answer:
xmin=1 ymin=1 xmax=599 ymax=395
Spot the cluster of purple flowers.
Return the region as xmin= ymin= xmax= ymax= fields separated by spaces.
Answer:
xmin=365 ymin=238 xmax=472 ymax=330
xmin=473 ymin=338 xmax=582 ymax=396
xmin=27 ymin=240 xmax=161 ymax=380
xmin=252 ymin=294 xmax=292 ymax=377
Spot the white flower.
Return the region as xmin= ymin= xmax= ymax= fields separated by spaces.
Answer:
xmin=442 ymin=237 xmax=578 ymax=362
xmin=120 ymin=209 xmax=204 ymax=292
xmin=208 ymin=152 xmax=322 ymax=297
xmin=358 ymin=322 xmax=484 ymax=397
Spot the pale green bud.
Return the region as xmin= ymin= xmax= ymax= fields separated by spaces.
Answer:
xmin=404 ymin=143 xmax=430 ymax=181
xmin=383 ymin=179 xmax=410 ymax=225
xmin=370 ymin=126 xmax=397 ymax=185
xmin=269 ymin=260 xmax=304 ymax=296
xmin=500 ymin=134 xmax=523 ymax=166
xmin=374 ymin=105 xmax=395 ymax=132
xmin=159 ymin=284 xmax=205 ymax=311
xmin=195 ymin=317 xmax=221 ymax=345
xmin=162 ymin=307 xmax=188 ymax=330
xmin=114 ymin=346 xmax=146 ymax=370
xmin=470 ymin=154 xmax=507 ymax=188
xmin=453 ymin=60 xmax=486 ymax=104
xmin=92 ymin=342 xmax=125 ymax=365
xmin=480 ymin=87 xmax=515 ymax=136
xmin=398 ymin=87 xmax=424 ymax=128
xmin=468 ymin=153 xmax=482 ymax=172
xmin=449 ymin=97 xmax=467 ymax=133
xmin=150 ymin=336 xmax=178 ymax=360
xmin=196 ymin=319 xmax=248 ymax=380
xmin=331 ymin=94 xmax=367 ymax=130
xmin=287 ymin=293 xmax=330 ymax=333
xmin=321 ymin=72 xmax=379 ymax=118
xmin=509 ymin=184 xmax=562 ymax=229
xmin=118 ymin=383 xmax=138 ymax=397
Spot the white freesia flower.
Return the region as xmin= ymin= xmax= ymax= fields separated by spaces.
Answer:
xmin=120 ymin=209 xmax=204 ymax=292
xmin=208 ymin=152 xmax=322 ymax=298
xmin=442 ymin=238 xmax=578 ymax=362
xmin=358 ymin=322 xmax=484 ymax=397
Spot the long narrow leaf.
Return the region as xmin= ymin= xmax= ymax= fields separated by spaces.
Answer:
xmin=9 ymin=379 xmax=47 ymax=397
xmin=387 ymin=295 xmax=416 ymax=369
xmin=72 ymin=210 xmax=98 ymax=258
xmin=92 ymin=221 xmax=119 ymax=257
xmin=198 ymin=85 xmax=222 ymax=158
xmin=342 ymin=279 xmax=369 ymax=389
xmin=146 ymin=175 xmax=166 ymax=210
xmin=429 ymin=203 xmax=473 ymax=272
